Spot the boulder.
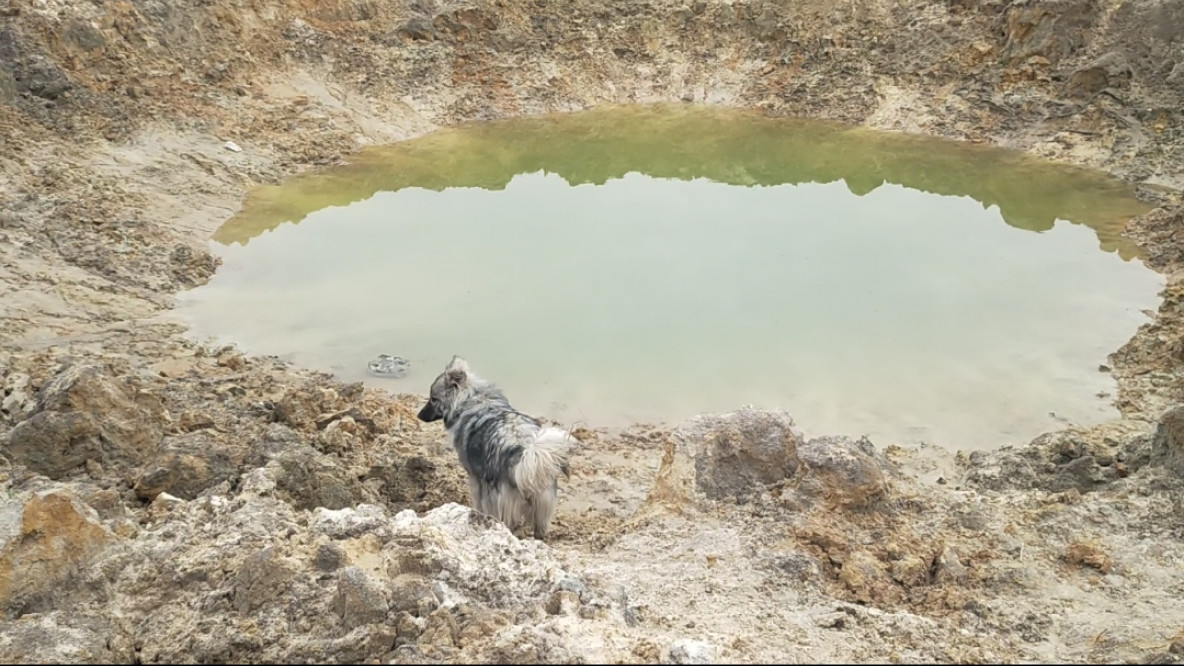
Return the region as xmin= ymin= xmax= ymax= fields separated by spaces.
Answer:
xmin=643 ymin=409 xmax=893 ymax=510
xmin=3 ymin=363 xmax=166 ymax=479
xmin=680 ymin=408 xmax=804 ymax=502
xmin=794 ymin=436 xmax=890 ymax=509
xmin=0 ymin=491 xmax=115 ymax=617
xmin=134 ymin=432 xmax=238 ymax=500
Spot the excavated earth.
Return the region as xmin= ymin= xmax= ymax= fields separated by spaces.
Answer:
xmin=3 ymin=0 xmax=1184 ymax=663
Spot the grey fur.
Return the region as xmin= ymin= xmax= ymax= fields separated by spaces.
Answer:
xmin=417 ymin=356 xmax=576 ymax=540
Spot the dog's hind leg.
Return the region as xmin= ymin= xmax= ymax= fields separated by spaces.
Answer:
xmin=530 ymin=479 xmax=559 ymax=542
xmin=493 ymin=483 xmax=528 ymax=534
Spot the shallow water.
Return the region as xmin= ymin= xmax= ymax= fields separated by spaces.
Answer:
xmin=177 ymin=104 xmax=1164 ymax=450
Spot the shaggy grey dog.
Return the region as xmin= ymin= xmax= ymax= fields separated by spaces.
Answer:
xmin=416 ymin=356 xmax=577 ymax=541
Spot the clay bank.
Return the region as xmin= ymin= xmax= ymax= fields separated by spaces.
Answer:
xmin=2 ymin=0 xmax=1184 ymax=663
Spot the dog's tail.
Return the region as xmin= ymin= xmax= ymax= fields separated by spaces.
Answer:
xmin=515 ymin=426 xmax=577 ymax=540
xmin=513 ymin=426 xmax=577 ymax=498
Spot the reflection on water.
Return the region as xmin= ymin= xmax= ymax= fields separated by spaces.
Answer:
xmin=216 ymin=104 xmax=1150 ymax=259
xmin=179 ymin=104 xmax=1163 ymax=451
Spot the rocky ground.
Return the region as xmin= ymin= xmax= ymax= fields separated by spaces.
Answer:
xmin=2 ymin=0 xmax=1184 ymax=662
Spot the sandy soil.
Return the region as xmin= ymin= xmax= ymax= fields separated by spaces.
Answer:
xmin=2 ymin=0 xmax=1184 ymax=662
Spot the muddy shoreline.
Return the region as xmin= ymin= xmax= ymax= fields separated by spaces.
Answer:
xmin=3 ymin=0 xmax=1184 ymax=662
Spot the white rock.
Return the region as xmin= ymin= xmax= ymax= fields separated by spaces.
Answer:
xmin=311 ymin=503 xmax=390 ymax=539
xmin=146 ymin=491 xmax=185 ymax=521
xmin=665 ymin=639 xmax=718 ymax=665
xmin=223 ymin=140 xmax=243 ymax=153
xmin=385 ymin=503 xmax=577 ymax=610
xmin=153 ymin=492 xmax=185 ymax=507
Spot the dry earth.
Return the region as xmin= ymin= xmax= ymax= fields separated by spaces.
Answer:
xmin=3 ymin=0 xmax=1184 ymax=663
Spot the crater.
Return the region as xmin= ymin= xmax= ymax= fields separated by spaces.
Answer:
xmin=175 ymin=104 xmax=1163 ymax=450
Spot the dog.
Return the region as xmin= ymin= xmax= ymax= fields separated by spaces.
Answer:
xmin=416 ymin=355 xmax=576 ymax=541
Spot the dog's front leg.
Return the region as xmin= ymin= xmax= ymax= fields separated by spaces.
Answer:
xmin=466 ymin=474 xmax=483 ymax=511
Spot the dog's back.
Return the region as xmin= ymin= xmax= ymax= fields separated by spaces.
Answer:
xmin=447 ymin=383 xmax=541 ymax=483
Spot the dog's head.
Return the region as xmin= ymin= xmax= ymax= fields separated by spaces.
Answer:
xmin=417 ymin=355 xmax=472 ymax=423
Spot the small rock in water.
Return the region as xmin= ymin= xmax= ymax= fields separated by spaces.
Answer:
xmin=367 ymin=354 xmax=410 ymax=378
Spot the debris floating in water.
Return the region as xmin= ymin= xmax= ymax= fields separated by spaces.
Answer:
xmin=367 ymin=354 xmax=410 ymax=378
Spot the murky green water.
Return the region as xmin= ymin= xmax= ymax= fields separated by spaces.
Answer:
xmin=177 ymin=104 xmax=1163 ymax=450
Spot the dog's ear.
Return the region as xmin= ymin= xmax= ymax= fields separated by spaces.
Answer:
xmin=444 ymin=355 xmax=469 ymax=388
xmin=444 ymin=368 xmax=467 ymax=388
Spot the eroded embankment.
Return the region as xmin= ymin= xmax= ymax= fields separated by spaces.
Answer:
xmin=2 ymin=0 xmax=1184 ymax=663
